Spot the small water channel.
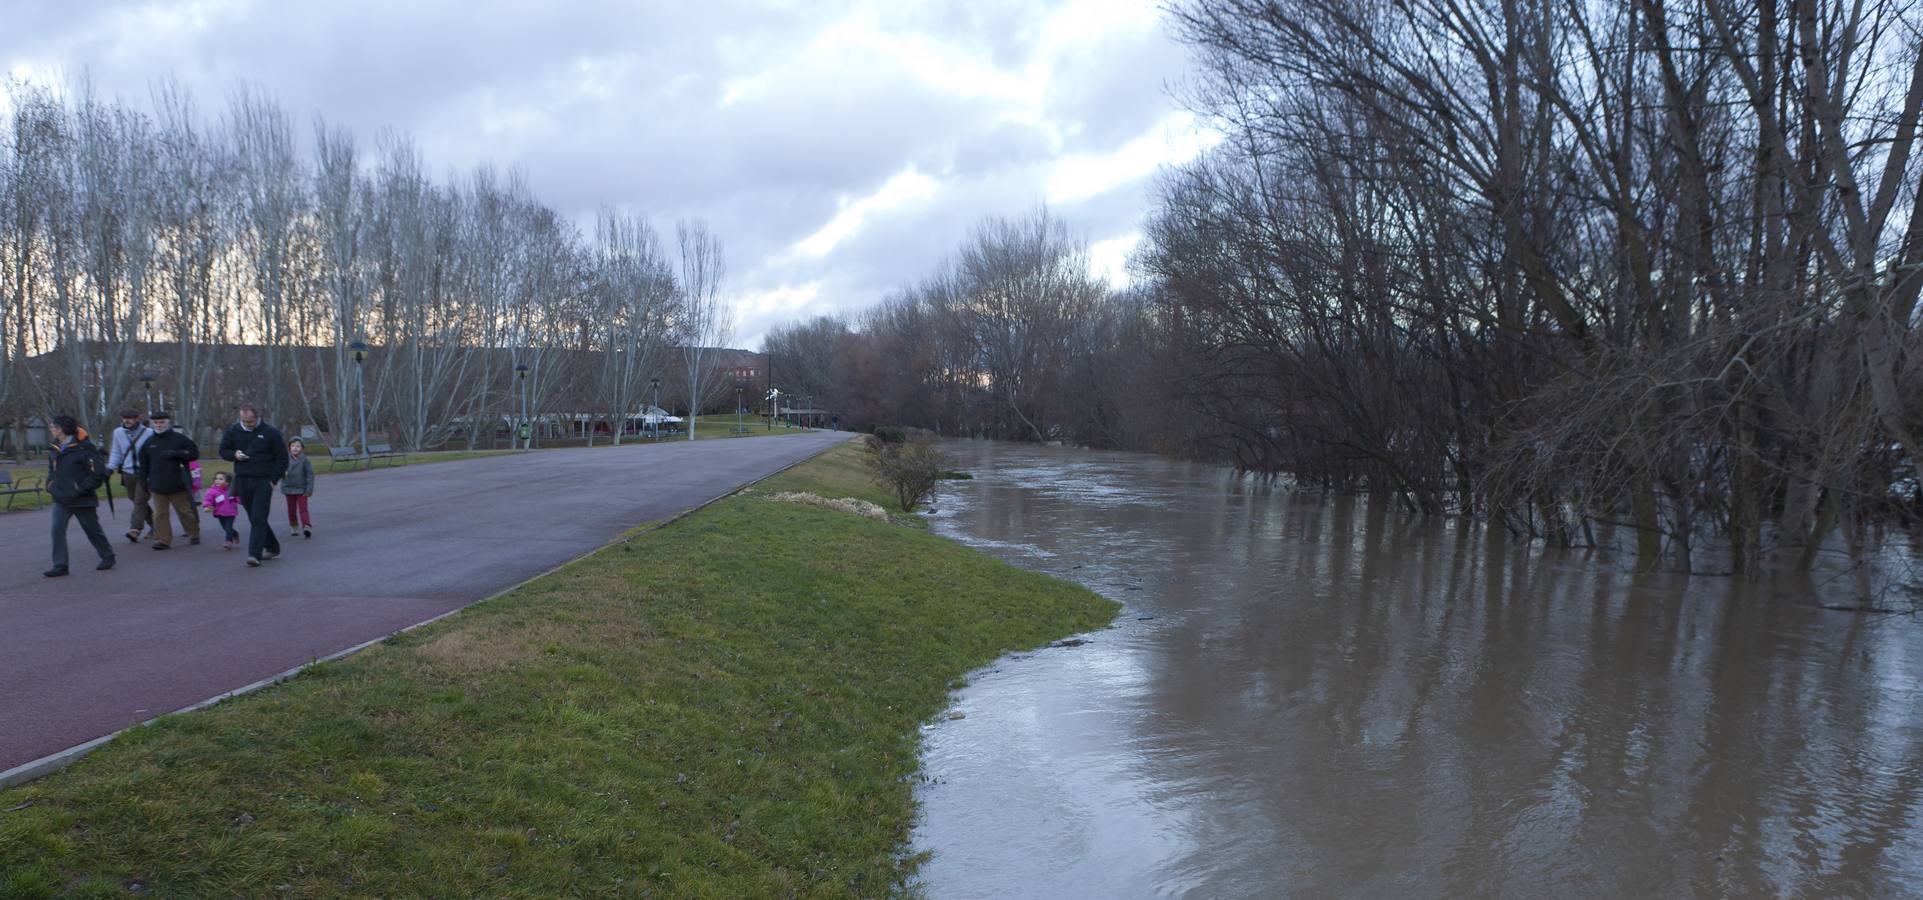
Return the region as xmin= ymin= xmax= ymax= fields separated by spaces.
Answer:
xmin=910 ymin=440 xmax=1923 ymax=899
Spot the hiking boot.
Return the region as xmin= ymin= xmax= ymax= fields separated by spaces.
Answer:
xmin=44 ymin=566 xmax=69 ymax=578
xmin=96 ymin=557 xmax=115 ymax=571
xmin=246 ymin=557 xmax=262 ymax=568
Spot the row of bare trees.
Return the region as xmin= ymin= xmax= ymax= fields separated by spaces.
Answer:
xmin=1 ymin=78 xmax=733 ymax=455
xmin=1136 ymin=0 xmax=1922 ymax=574
xmin=768 ymin=0 xmax=1921 ymax=578
xmin=765 ymin=209 xmax=1149 ymax=443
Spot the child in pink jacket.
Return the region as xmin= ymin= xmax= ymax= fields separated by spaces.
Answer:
xmin=202 ymin=471 xmax=242 ymax=550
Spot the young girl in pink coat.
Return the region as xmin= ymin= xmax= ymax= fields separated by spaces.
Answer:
xmin=203 ymin=471 xmax=242 ymax=550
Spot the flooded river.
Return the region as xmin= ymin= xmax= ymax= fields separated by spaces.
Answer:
xmin=910 ymin=441 xmax=1923 ymax=899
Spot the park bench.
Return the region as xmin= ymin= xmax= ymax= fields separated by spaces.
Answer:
xmin=325 ymin=446 xmax=362 ymax=471
xmin=366 ymin=443 xmax=409 ymax=467
xmin=1 ymin=469 xmax=48 ymax=510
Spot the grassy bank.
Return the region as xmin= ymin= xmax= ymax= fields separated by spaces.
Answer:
xmin=749 ymin=437 xmax=919 ymax=523
xmin=0 ymin=444 xmax=1115 ymax=897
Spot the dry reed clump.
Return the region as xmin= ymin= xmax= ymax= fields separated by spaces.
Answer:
xmin=767 ymin=491 xmax=890 ymax=520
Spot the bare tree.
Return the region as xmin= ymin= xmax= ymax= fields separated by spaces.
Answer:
xmin=676 ymin=218 xmax=732 ymax=439
xmin=591 ymin=209 xmax=677 ymax=445
xmin=293 ymin=118 xmax=370 ymax=449
xmin=763 ymin=313 xmax=848 ymax=410
xmin=150 ymin=80 xmax=229 ymax=440
xmin=949 ymin=208 xmax=1106 ymax=441
xmin=228 ymin=87 xmax=302 ymax=427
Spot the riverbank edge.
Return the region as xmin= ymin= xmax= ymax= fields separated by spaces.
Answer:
xmin=0 ymin=442 xmax=1118 ymax=897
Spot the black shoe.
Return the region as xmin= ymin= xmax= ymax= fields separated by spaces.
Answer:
xmin=189 ymin=536 xmax=201 ymax=546
xmin=152 ymin=543 xmax=170 ymax=551
xmin=97 ymin=557 xmax=115 ymax=571
xmin=124 ymin=530 xmax=140 ymax=544
xmin=246 ymin=557 xmax=262 ymax=568
xmin=44 ymin=566 xmax=69 ymax=578
xmin=302 ymin=528 xmax=311 ymax=539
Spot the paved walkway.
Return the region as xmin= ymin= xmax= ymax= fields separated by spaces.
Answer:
xmin=0 ymin=431 xmax=853 ymax=773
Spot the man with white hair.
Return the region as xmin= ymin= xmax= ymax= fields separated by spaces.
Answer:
xmin=138 ymin=410 xmax=202 ymax=550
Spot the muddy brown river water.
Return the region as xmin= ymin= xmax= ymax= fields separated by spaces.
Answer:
xmin=909 ymin=441 xmax=1923 ymax=899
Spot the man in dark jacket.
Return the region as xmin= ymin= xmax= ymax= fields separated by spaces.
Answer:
xmin=218 ymin=403 xmax=288 ymax=567
xmin=138 ymin=410 xmax=201 ymax=550
xmin=45 ymin=415 xmax=116 ymax=577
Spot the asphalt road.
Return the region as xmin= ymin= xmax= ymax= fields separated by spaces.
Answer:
xmin=0 ymin=430 xmax=853 ymax=774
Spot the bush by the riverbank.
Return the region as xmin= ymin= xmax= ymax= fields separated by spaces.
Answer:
xmin=0 ymin=444 xmax=1115 ymax=897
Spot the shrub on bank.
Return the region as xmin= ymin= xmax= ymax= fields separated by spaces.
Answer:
xmin=864 ymin=435 xmax=946 ymax=512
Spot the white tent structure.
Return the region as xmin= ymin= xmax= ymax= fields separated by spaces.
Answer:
xmin=636 ymin=404 xmax=682 ymax=427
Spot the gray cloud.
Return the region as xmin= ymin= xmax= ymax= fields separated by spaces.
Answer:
xmin=3 ymin=0 xmax=1204 ymax=345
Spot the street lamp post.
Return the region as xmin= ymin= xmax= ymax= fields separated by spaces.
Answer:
xmin=139 ymin=372 xmax=155 ymax=415
xmin=735 ymin=385 xmax=743 ymax=435
xmin=349 ymin=342 xmax=368 ymax=468
xmin=649 ymin=375 xmax=661 ymax=440
xmin=514 ymin=363 xmax=530 ymax=451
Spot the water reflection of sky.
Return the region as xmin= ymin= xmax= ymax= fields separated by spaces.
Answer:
xmin=911 ymin=440 xmax=1923 ymax=900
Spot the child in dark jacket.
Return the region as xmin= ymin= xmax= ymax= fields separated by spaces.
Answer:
xmin=282 ymin=438 xmax=316 ymax=537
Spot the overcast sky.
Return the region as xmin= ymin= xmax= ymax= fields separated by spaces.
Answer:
xmin=2 ymin=0 xmax=1215 ymax=347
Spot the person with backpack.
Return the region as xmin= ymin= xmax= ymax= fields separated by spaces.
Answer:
xmin=137 ymin=410 xmax=202 ymax=550
xmin=218 ymin=403 xmax=289 ymax=567
xmin=44 ymin=415 xmax=116 ymax=577
xmin=103 ymin=407 xmax=154 ymax=543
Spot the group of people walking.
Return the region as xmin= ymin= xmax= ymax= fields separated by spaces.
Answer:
xmin=42 ymin=404 xmax=318 ymax=576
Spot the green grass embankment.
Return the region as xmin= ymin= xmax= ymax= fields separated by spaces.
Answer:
xmin=0 ymin=443 xmax=1116 ymax=897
